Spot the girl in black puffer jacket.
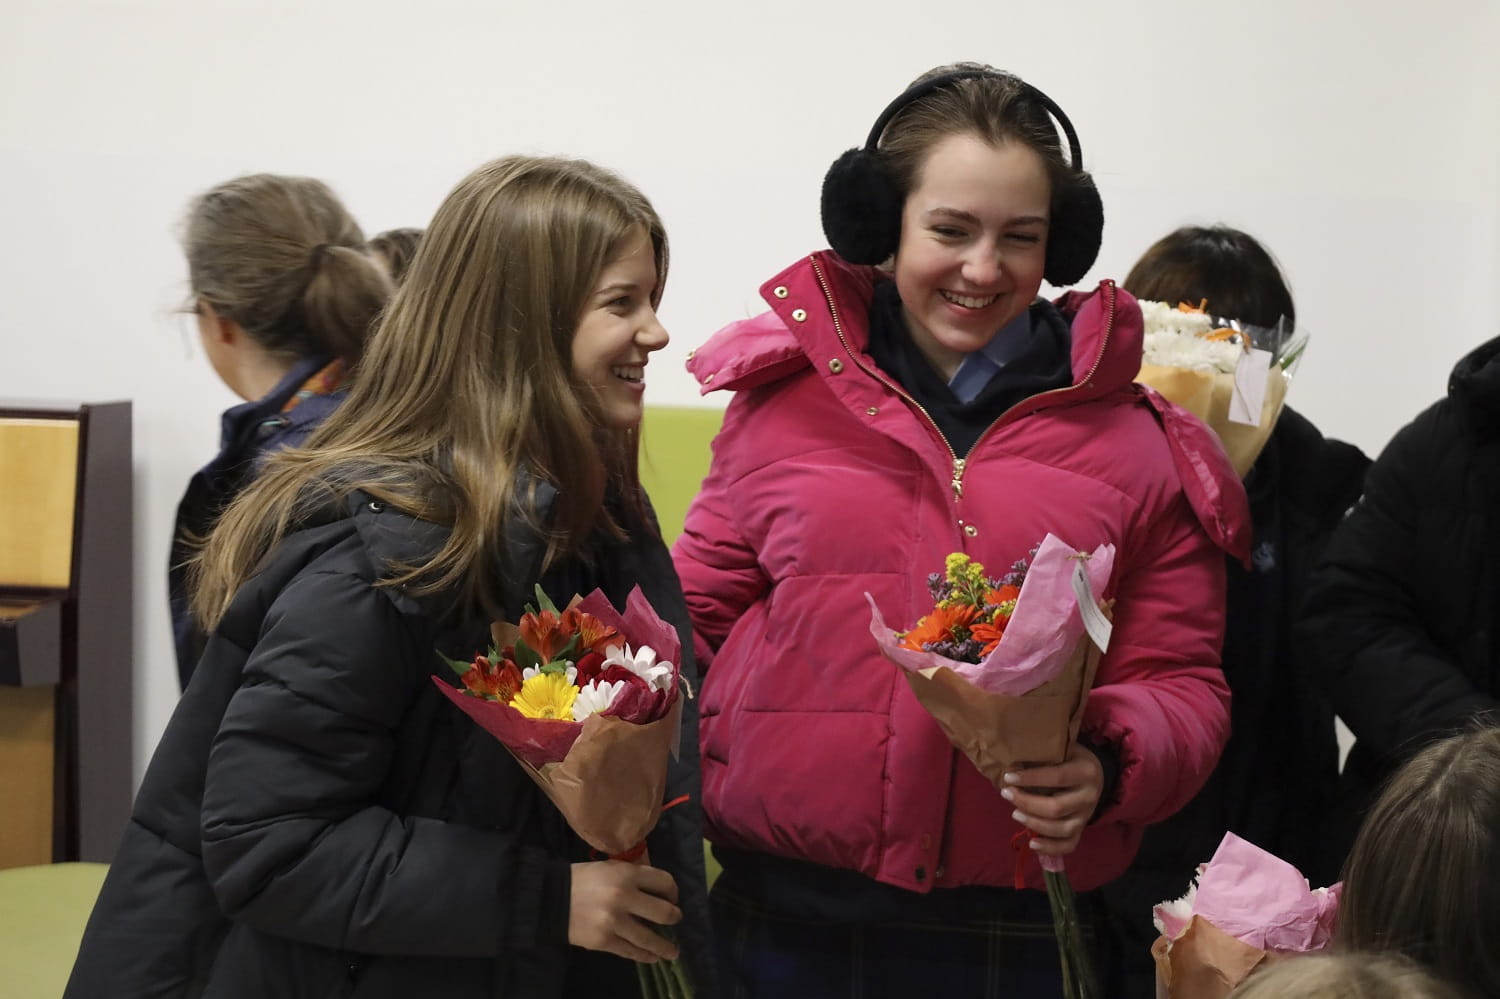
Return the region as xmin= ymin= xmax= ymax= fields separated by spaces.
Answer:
xmin=67 ymin=156 xmax=715 ymax=999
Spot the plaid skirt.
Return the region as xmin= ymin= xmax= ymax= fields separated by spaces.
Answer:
xmin=710 ymin=866 xmax=1117 ymax=999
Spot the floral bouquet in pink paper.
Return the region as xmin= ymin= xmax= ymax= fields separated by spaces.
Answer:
xmin=433 ymin=584 xmax=692 ymax=999
xmin=1151 ymin=832 xmax=1342 ymax=999
xmin=867 ymin=533 xmax=1115 ymax=999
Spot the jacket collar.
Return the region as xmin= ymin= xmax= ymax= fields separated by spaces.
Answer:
xmin=687 ymin=251 xmax=1248 ymax=562
xmin=217 ymin=355 xmax=333 ymax=449
xmin=687 ymin=251 xmax=1141 ymax=403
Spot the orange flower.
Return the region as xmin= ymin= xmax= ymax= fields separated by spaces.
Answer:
xmin=986 ymin=584 xmax=1021 ymax=606
xmin=518 ymin=608 xmax=568 ymax=662
xmin=461 ymin=654 xmax=524 ymax=702
xmin=970 ymin=620 xmax=1007 ymax=656
xmin=563 ymin=607 xmax=620 ymax=655
xmin=899 ymin=604 xmax=979 ymax=651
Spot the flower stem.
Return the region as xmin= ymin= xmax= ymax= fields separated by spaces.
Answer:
xmin=1043 ymin=868 xmax=1098 ymax=999
xmin=635 ymin=922 xmax=693 ymax=998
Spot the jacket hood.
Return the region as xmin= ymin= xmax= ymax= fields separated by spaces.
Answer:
xmin=1449 ymin=333 xmax=1500 ymax=430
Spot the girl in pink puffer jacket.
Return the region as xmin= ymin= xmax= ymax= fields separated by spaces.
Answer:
xmin=672 ymin=63 xmax=1249 ymax=995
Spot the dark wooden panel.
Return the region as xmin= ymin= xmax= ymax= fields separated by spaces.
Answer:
xmin=70 ymin=401 xmax=134 ymax=862
xmin=0 ymin=601 xmax=62 ymax=686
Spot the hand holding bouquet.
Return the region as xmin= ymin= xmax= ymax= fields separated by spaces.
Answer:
xmin=1136 ymin=300 xmax=1309 ymax=477
xmin=433 ymin=585 xmax=693 ymax=998
xmin=867 ymin=533 xmax=1115 ymax=999
xmin=1152 ymin=832 xmax=1341 ymax=999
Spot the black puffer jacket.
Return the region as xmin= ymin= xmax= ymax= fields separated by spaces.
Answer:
xmin=68 ymin=490 xmax=715 ymax=999
xmin=1101 ymin=407 xmax=1369 ymax=997
xmin=1302 ymin=335 xmax=1500 ymax=840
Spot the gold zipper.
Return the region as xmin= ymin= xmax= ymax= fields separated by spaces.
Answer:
xmin=806 ymin=259 xmax=1118 ymax=505
xmin=809 ymin=257 xmax=965 ymax=500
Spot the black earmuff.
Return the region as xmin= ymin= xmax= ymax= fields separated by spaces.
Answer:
xmin=819 ymin=69 xmax=1103 ymax=287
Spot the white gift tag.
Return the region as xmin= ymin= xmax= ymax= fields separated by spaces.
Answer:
xmin=1229 ymin=348 xmax=1274 ymax=426
xmin=1070 ymin=561 xmax=1112 ymax=653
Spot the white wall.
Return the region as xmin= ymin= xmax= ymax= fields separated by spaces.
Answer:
xmin=2 ymin=0 xmax=1497 ymax=782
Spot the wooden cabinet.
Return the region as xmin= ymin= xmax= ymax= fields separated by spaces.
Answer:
xmin=0 ymin=401 xmax=133 ymax=867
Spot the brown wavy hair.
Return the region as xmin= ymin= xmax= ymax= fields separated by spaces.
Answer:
xmin=190 ymin=155 xmax=668 ymax=627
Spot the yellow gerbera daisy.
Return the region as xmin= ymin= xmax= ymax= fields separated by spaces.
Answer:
xmin=511 ymin=671 xmax=578 ymax=721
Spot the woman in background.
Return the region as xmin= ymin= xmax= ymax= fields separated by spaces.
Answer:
xmin=172 ymin=173 xmax=391 ymax=688
xmin=1099 ymin=225 xmax=1369 ymax=996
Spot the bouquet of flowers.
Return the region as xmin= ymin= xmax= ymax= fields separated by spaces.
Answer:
xmin=1135 ymin=300 xmax=1309 ymax=477
xmin=867 ymin=533 xmax=1115 ymax=999
xmin=1151 ymin=832 xmax=1341 ymax=999
xmin=433 ymin=585 xmax=692 ymax=999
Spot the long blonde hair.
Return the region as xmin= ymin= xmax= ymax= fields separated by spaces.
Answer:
xmin=191 ymin=155 xmax=669 ymax=627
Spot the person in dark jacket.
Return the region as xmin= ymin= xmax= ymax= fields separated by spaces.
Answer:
xmin=67 ymin=155 xmax=715 ymax=999
xmin=1098 ymin=226 xmax=1370 ymax=998
xmin=1301 ymin=331 xmax=1500 ymax=858
xmin=171 ymin=173 xmax=393 ymax=688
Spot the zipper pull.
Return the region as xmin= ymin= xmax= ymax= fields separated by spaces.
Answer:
xmin=951 ymin=458 xmax=966 ymax=500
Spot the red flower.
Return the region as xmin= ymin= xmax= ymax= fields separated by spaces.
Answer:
xmin=597 ymin=664 xmax=648 ymax=689
xmin=575 ymin=651 xmax=607 ymax=685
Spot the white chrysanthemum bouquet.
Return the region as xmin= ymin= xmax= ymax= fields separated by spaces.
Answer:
xmin=1135 ymin=301 xmax=1308 ymax=477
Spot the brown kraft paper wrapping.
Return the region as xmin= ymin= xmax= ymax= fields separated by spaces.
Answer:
xmin=1136 ymin=364 xmax=1289 ymax=479
xmin=1151 ymin=916 xmax=1288 ymax=999
xmin=512 ymin=695 xmax=685 ymax=856
xmin=903 ymin=632 xmax=1102 ymax=780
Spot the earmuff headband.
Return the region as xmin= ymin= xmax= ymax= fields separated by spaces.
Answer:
xmin=860 ymin=69 xmax=1085 ymax=172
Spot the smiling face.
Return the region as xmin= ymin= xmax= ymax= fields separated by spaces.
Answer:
xmin=570 ymin=227 xmax=668 ymax=430
xmin=893 ymin=132 xmax=1052 ymax=379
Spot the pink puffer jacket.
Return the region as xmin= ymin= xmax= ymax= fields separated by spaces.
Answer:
xmin=672 ymin=251 xmax=1250 ymax=892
